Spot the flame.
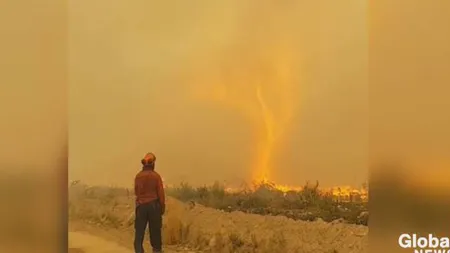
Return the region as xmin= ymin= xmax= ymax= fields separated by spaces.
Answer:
xmin=225 ymin=180 xmax=369 ymax=202
xmin=166 ymin=179 xmax=368 ymax=202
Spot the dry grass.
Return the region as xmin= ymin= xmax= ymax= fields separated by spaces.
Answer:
xmin=69 ymin=183 xmax=195 ymax=246
xmin=166 ymin=181 xmax=368 ymax=225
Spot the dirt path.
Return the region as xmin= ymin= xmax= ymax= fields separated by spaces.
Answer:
xmin=69 ymin=231 xmax=133 ymax=253
xmin=69 ymin=221 xmax=198 ymax=253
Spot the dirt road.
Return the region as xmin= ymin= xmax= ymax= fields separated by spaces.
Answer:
xmin=68 ymin=229 xmax=198 ymax=253
xmin=69 ymin=231 xmax=132 ymax=253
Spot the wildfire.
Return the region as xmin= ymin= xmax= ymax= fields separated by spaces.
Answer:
xmin=185 ymin=19 xmax=366 ymax=200
xmin=166 ymin=178 xmax=368 ymax=202
xmin=224 ymin=180 xmax=369 ymax=202
xmin=190 ymin=40 xmax=299 ymax=182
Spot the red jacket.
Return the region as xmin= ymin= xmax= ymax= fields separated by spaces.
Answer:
xmin=134 ymin=169 xmax=165 ymax=208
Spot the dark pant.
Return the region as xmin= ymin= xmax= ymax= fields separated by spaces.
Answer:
xmin=134 ymin=201 xmax=162 ymax=253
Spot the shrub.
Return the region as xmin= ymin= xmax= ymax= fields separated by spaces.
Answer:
xmin=166 ymin=181 xmax=368 ymax=225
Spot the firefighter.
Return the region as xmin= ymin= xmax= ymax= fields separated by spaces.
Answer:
xmin=134 ymin=152 xmax=165 ymax=253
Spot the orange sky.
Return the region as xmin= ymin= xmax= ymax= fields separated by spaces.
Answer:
xmin=68 ymin=1 xmax=368 ymax=188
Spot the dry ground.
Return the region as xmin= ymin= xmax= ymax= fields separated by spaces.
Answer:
xmin=69 ymin=183 xmax=368 ymax=253
xmin=69 ymin=221 xmax=198 ymax=253
xmin=69 ymin=230 xmax=132 ymax=253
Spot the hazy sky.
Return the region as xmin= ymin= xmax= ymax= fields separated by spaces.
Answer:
xmin=69 ymin=1 xmax=368 ymax=188
xmin=0 ymin=0 xmax=67 ymax=175
xmin=369 ymin=0 xmax=450 ymax=185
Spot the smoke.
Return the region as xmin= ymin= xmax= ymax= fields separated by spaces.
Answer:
xmin=188 ymin=22 xmax=300 ymax=181
xmin=69 ymin=1 xmax=368 ymax=187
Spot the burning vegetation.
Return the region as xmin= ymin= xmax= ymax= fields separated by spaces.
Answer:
xmin=166 ymin=179 xmax=368 ymax=225
xmin=221 ymin=179 xmax=368 ymax=202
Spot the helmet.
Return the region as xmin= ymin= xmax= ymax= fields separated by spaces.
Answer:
xmin=141 ymin=152 xmax=156 ymax=166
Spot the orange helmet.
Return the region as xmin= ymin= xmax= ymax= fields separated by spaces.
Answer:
xmin=141 ymin=152 xmax=156 ymax=165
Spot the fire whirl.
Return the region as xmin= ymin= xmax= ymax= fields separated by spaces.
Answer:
xmin=189 ymin=40 xmax=299 ymax=183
